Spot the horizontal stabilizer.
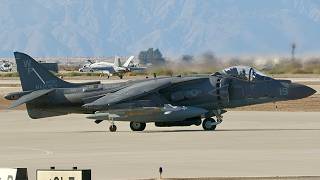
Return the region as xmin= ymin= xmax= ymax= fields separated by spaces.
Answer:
xmin=8 ymin=89 xmax=54 ymax=109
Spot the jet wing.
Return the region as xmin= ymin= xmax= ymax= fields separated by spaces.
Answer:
xmin=8 ymin=89 xmax=55 ymax=109
xmin=83 ymin=78 xmax=172 ymax=109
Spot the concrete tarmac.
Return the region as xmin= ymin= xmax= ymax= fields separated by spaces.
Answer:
xmin=0 ymin=110 xmax=320 ymax=179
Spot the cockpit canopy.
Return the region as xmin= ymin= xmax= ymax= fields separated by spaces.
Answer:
xmin=220 ymin=66 xmax=272 ymax=81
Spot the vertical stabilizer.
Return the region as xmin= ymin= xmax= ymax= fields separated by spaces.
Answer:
xmin=114 ymin=56 xmax=122 ymax=67
xmin=123 ymin=56 xmax=134 ymax=68
xmin=14 ymin=52 xmax=75 ymax=91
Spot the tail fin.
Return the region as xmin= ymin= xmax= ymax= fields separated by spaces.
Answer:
xmin=14 ymin=52 xmax=75 ymax=91
xmin=123 ymin=56 xmax=134 ymax=68
xmin=86 ymin=59 xmax=94 ymax=64
xmin=114 ymin=56 xmax=122 ymax=67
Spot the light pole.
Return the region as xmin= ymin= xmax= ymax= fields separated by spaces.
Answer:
xmin=291 ymin=43 xmax=296 ymax=61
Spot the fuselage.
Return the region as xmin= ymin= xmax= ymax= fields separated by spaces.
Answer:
xmin=14 ymin=75 xmax=315 ymax=119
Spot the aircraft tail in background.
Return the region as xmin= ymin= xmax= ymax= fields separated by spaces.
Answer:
xmin=122 ymin=56 xmax=134 ymax=68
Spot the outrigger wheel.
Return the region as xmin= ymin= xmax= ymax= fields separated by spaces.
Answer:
xmin=109 ymin=124 xmax=117 ymax=132
xmin=130 ymin=122 xmax=146 ymax=131
xmin=202 ymin=118 xmax=217 ymax=131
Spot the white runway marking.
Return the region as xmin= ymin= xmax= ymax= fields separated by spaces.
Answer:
xmin=7 ymin=146 xmax=53 ymax=156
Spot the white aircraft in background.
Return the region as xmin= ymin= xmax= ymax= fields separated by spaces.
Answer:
xmin=79 ymin=56 xmax=135 ymax=79
xmin=0 ymin=60 xmax=13 ymax=72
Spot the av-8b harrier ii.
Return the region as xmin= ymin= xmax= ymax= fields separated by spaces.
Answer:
xmin=5 ymin=52 xmax=316 ymax=132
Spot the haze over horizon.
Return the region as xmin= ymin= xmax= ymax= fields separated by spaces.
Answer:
xmin=0 ymin=0 xmax=320 ymax=57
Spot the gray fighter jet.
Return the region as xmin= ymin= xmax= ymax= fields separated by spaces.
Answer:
xmin=5 ymin=52 xmax=316 ymax=132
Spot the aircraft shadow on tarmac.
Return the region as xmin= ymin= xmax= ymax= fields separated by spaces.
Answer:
xmin=67 ymin=130 xmax=203 ymax=134
xmin=68 ymin=128 xmax=320 ymax=134
xmin=218 ymin=128 xmax=320 ymax=132
xmin=142 ymin=128 xmax=320 ymax=133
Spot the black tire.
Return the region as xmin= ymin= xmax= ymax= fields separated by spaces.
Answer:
xmin=119 ymin=75 xmax=123 ymax=79
xmin=202 ymin=118 xmax=216 ymax=131
xmin=130 ymin=122 xmax=146 ymax=131
xmin=195 ymin=119 xmax=202 ymax=126
xmin=109 ymin=125 xmax=117 ymax=132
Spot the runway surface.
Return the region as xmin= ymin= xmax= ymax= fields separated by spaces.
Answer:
xmin=0 ymin=110 xmax=319 ymax=179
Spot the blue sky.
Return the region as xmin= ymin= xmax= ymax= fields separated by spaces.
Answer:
xmin=0 ymin=0 xmax=319 ymax=57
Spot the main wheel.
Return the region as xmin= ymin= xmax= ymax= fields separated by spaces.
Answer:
xmin=109 ymin=125 xmax=117 ymax=132
xmin=202 ymin=118 xmax=217 ymax=131
xmin=130 ymin=122 xmax=146 ymax=131
xmin=195 ymin=119 xmax=202 ymax=126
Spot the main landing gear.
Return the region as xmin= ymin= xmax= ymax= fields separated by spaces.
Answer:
xmin=106 ymin=110 xmax=224 ymax=132
xmin=130 ymin=122 xmax=146 ymax=131
xmin=202 ymin=110 xmax=223 ymax=131
xmin=108 ymin=121 xmax=147 ymax=132
xmin=202 ymin=118 xmax=217 ymax=131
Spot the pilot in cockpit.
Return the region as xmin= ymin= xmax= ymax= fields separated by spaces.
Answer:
xmin=220 ymin=66 xmax=271 ymax=81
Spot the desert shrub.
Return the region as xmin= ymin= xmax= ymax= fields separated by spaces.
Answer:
xmin=0 ymin=72 xmax=19 ymax=77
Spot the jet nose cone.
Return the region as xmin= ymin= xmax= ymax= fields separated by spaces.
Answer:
xmin=288 ymin=83 xmax=316 ymax=100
